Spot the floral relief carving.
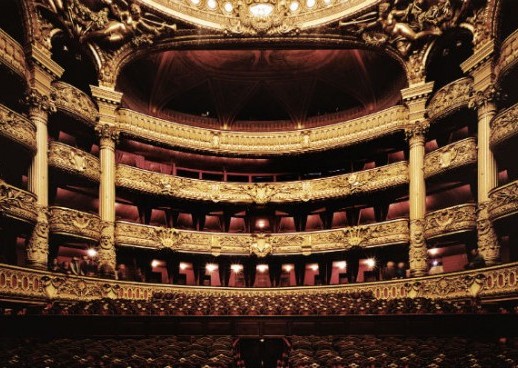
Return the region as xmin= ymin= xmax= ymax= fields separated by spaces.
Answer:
xmin=52 ymin=81 xmax=98 ymax=124
xmin=0 ymin=180 xmax=38 ymax=223
xmin=490 ymin=101 xmax=518 ymax=148
xmin=250 ymin=234 xmax=273 ymax=257
xmin=424 ymin=138 xmax=477 ymax=178
xmin=488 ymin=180 xmax=518 ymax=222
xmin=496 ymin=28 xmax=518 ymax=79
xmin=409 ymin=218 xmax=427 ymax=277
xmin=0 ymin=103 xmax=37 ymax=152
xmin=0 ymin=28 xmax=27 ymax=79
xmin=424 ymin=204 xmax=477 ymax=240
xmin=476 ymin=201 xmax=500 ymax=265
xmin=48 ymin=206 xmax=101 ymax=241
xmin=49 ymin=142 xmax=100 ymax=182
xmin=98 ymin=221 xmax=116 ymax=273
xmin=21 ymin=88 xmax=56 ymax=114
xmin=155 ymin=227 xmax=181 ymax=250
xmin=27 ymin=205 xmax=50 ymax=268
xmin=427 ymin=77 xmax=472 ymax=121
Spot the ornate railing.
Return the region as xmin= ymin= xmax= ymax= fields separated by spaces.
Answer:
xmin=0 ymin=29 xmax=27 ymax=81
xmin=117 ymin=106 xmax=409 ymax=156
xmin=490 ymin=101 xmax=518 ymax=149
xmin=0 ymin=262 xmax=517 ymax=301
xmin=49 ymin=206 xmax=101 ymax=241
xmin=116 ymin=161 xmax=408 ymax=204
xmin=48 ymin=141 xmax=100 ymax=182
xmin=52 ymin=81 xmax=98 ymax=125
xmin=424 ymin=138 xmax=477 ymax=179
xmin=0 ymin=103 xmax=36 ymax=152
xmin=496 ymin=28 xmax=518 ymax=80
xmin=424 ymin=204 xmax=477 ymax=240
xmin=0 ymin=180 xmax=37 ymax=224
xmin=115 ymin=219 xmax=409 ymax=256
xmin=427 ymin=78 xmax=472 ymax=122
xmin=488 ymin=180 xmax=518 ymax=222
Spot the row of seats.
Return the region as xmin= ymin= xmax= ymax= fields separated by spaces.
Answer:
xmin=289 ymin=335 xmax=518 ymax=368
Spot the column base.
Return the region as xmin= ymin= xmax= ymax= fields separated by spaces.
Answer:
xmin=26 ymin=260 xmax=48 ymax=270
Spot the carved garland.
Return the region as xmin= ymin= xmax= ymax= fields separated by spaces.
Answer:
xmin=424 ymin=204 xmax=477 ymax=240
xmin=52 ymin=81 xmax=98 ymax=125
xmin=49 ymin=206 xmax=101 ymax=241
xmin=48 ymin=142 xmax=101 ymax=182
xmin=427 ymin=78 xmax=473 ymax=122
xmin=0 ymin=103 xmax=37 ymax=152
xmin=424 ymin=137 xmax=477 ymax=179
xmin=488 ymin=180 xmax=518 ymax=222
xmin=490 ymin=101 xmax=518 ymax=149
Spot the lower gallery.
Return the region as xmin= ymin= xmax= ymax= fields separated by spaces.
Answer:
xmin=1 ymin=0 xmax=518 ymax=366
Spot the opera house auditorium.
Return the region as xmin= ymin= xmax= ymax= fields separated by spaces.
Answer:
xmin=1 ymin=0 xmax=518 ymax=366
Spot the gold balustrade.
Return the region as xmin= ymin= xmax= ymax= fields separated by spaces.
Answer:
xmin=0 ymin=180 xmax=38 ymax=224
xmin=424 ymin=204 xmax=477 ymax=240
xmin=52 ymin=81 xmax=98 ymax=125
xmin=490 ymin=101 xmax=518 ymax=149
xmin=49 ymin=206 xmax=101 ymax=241
xmin=0 ymin=103 xmax=36 ymax=152
xmin=48 ymin=141 xmax=100 ymax=182
xmin=424 ymin=138 xmax=477 ymax=179
xmin=496 ymin=28 xmax=518 ymax=80
xmin=488 ymin=179 xmax=518 ymax=222
xmin=426 ymin=78 xmax=472 ymax=122
xmin=0 ymin=28 xmax=27 ymax=81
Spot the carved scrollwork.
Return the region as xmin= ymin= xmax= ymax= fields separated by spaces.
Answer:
xmin=0 ymin=28 xmax=27 ymax=81
xmin=155 ymin=227 xmax=181 ymax=250
xmin=48 ymin=206 xmax=101 ymax=241
xmin=250 ymin=234 xmax=273 ymax=257
xmin=95 ymin=123 xmax=120 ymax=143
xmin=409 ymin=218 xmax=427 ymax=277
xmin=27 ymin=205 xmax=50 ymax=268
xmin=98 ymin=221 xmax=116 ymax=273
xmin=0 ymin=180 xmax=38 ymax=224
xmin=48 ymin=142 xmax=101 ymax=182
xmin=496 ymin=28 xmax=518 ymax=80
xmin=468 ymin=85 xmax=505 ymax=110
xmin=404 ymin=120 xmax=429 ymax=142
xmin=488 ymin=180 xmax=518 ymax=223
xmin=52 ymin=81 xmax=98 ymax=125
xmin=424 ymin=137 xmax=477 ymax=178
xmin=0 ymin=103 xmax=37 ymax=151
xmin=427 ymin=77 xmax=473 ymax=122
xmin=476 ymin=201 xmax=500 ymax=265
xmin=490 ymin=101 xmax=518 ymax=149
xmin=424 ymin=204 xmax=477 ymax=240
xmin=21 ymin=88 xmax=57 ymax=114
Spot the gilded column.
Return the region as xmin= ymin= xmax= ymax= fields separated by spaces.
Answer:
xmin=462 ymin=41 xmax=501 ymax=265
xmin=401 ymin=82 xmax=434 ymax=277
xmin=91 ymin=86 xmax=122 ymax=276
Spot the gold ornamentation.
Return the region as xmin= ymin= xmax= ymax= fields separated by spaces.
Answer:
xmin=48 ymin=142 xmax=101 ymax=182
xmin=488 ymin=180 xmax=518 ymax=222
xmin=98 ymin=221 xmax=116 ymax=273
xmin=95 ymin=123 xmax=120 ymax=143
xmin=21 ymin=88 xmax=56 ymax=113
xmin=496 ymin=28 xmax=518 ymax=80
xmin=476 ymin=201 xmax=500 ymax=265
xmin=0 ymin=103 xmax=37 ymax=152
xmin=424 ymin=138 xmax=477 ymax=178
xmin=342 ymin=225 xmax=372 ymax=248
xmin=0 ymin=28 xmax=27 ymax=81
xmin=404 ymin=120 xmax=429 ymax=142
xmin=424 ymin=204 xmax=477 ymax=240
xmin=27 ymin=205 xmax=50 ymax=268
xmin=52 ymin=81 xmax=98 ymax=125
xmin=427 ymin=77 xmax=473 ymax=122
xmin=250 ymin=234 xmax=272 ymax=257
xmin=0 ymin=180 xmax=38 ymax=224
xmin=48 ymin=206 xmax=101 ymax=241
xmin=155 ymin=227 xmax=181 ymax=250
xmin=409 ymin=218 xmax=427 ymax=277
xmin=468 ymin=85 xmax=505 ymax=109
xmin=490 ymin=101 xmax=518 ymax=149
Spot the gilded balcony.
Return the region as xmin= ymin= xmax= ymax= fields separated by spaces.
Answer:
xmin=0 ymin=180 xmax=37 ymax=224
xmin=424 ymin=204 xmax=477 ymax=240
xmin=117 ymin=106 xmax=408 ymax=156
xmin=116 ymin=161 xmax=408 ymax=204
xmin=424 ymin=138 xmax=477 ymax=179
xmin=496 ymin=28 xmax=518 ymax=80
xmin=115 ymin=219 xmax=409 ymax=256
xmin=49 ymin=206 xmax=101 ymax=241
xmin=0 ymin=103 xmax=36 ymax=152
xmin=0 ymin=29 xmax=27 ymax=81
xmin=427 ymin=78 xmax=472 ymax=122
xmin=48 ymin=142 xmax=100 ymax=182
xmin=488 ymin=180 xmax=518 ymax=222
xmin=52 ymin=81 xmax=98 ymax=125
xmin=490 ymin=102 xmax=518 ymax=149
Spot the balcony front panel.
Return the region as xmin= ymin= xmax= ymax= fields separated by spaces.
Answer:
xmin=0 ymin=180 xmax=37 ymax=224
xmin=116 ymin=161 xmax=408 ymax=204
xmin=424 ymin=138 xmax=477 ymax=179
xmin=0 ymin=103 xmax=36 ymax=152
xmin=488 ymin=180 xmax=518 ymax=222
xmin=0 ymin=29 xmax=27 ymax=81
xmin=115 ymin=219 xmax=409 ymax=256
xmin=427 ymin=78 xmax=472 ymax=122
xmin=52 ymin=82 xmax=98 ymax=125
xmin=49 ymin=206 xmax=101 ymax=241
xmin=424 ymin=204 xmax=477 ymax=240
xmin=490 ymin=102 xmax=518 ymax=149
xmin=0 ymin=262 xmax=517 ymax=302
xmin=48 ymin=142 xmax=100 ymax=182
xmin=496 ymin=28 xmax=518 ymax=80
xmin=117 ymin=106 xmax=409 ymax=156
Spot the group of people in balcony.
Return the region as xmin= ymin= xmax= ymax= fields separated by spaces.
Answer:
xmin=49 ymin=256 xmax=98 ymax=277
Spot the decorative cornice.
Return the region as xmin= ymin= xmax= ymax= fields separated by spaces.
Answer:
xmin=90 ymin=85 xmax=123 ymax=105
xmin=115 ymin=219 xmax=409 ymax=255
xmin=424 ymin=204 xmax=477 ymax=240
xmin=116 ymin=161 xmax=408 ymax=204
xmin=28 ymin=43 xmax=64 ymax=80
xmin=490 ymin=101 xmax=518 ymax=149
xmin=52 ymin=81 xmax=98 ymax=125
xmin=427 ymin=78 xmax=473 ymax=122
xmin=488 ymin=180 xmax=518 ymax=223
xmin=0 ymin=28 xmax=28 ymax=82
xmin=48 ymin=142 xmax=101 ymax=182
xmin=401 ymin=82 xmax=435 ymax=102
xmin=496 ymin=28 xmax=518 ymax=81
xmin=461 ymin=39 xmax=496 ymax=75
xmin=49 ymin=206 xmax=101 ymax=242
xmin=0 ymin=180 xmax=38 ymax=224
xmin=0 ymin=103 xmax=37 ymax=152
xmin=117 ymin=106 xmax=409 ymax=156
xmin=424 ymin=138 xmax=477 ymax=179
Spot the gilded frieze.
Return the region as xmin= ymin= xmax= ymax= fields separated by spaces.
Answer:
xmin=117 ymin=106 xmax=408 ymax=156
xmin=0 ymin=28 xmax=27 ymax=81
xmin=490 ymin=101 xmax=518 ymax=149
xmin=0 ymin=103 xmax=37 ymax=152
xmin=49 ymin=206 xmax=101 ymax=241
xmin=426 ymin=78 xmax=472 ymax=122
xmin=424 ymin=204 xmax=477 ymax=240
xmin=52 ymin=81 xmax=98 ymax=125
xmin=116 ymin=161 xmax=408 ymax=204
xmin=496 ymin=28 xmax=518 ymax=80
xmin=0 ymin=180 xmax=38 ymax=224
xmin=48 ymin=142 xmax=101 ymax=182
xmin=424 ymin=138 xmax=477 ymax=179
xmin=488 ymin=180 xmax=518 ymax=222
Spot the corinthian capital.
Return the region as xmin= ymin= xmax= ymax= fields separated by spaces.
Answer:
xmin=21 ymin=88 xmax=56 ymax=114
xmin=468 ymin=85 xmax=505 ymax=109
xmin=95 ymin=124 xmax=120 ymax=144
xmin=404 ymin=121 xmax=429 ymax=142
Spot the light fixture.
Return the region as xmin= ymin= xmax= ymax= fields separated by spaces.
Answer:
xmin=283 ymin=264 xmax=293 ymax=273
xmin=306 ymin=0 xmax=315 ymax=7
xmin=151 ymin=259 xmax=160 ymax=268
xmin=231 ymin=264 xmax=243 ymax=273
xmin=86 ymin=248 xmax=97 ymax=258
xmin=249 ymin=3 xmax=274 ymax=17
xmin=309 ymin=264 xmax=319 ymax=271
xmin=223 ymin=2 xmax=233 ymax=12
xmin=257 ymin=264 xmax=269 ymax=273
xmin=335 ymin=261 xmax=347 ymax=270
xmin=428 ymin=247 xmax=439 ymax=256
xmin=206 ymin=263 xmax=218 ymax=272
xmin=432 ymin=260 xmax=439 ymax=267
xmin=365 ymin=258 xmax=376 ymax=268
xmin=256 ymin=219 xmax=267 ymax=229
xmin=323 ymin=0 xmax=331 ymax=5
xmin=190 ymin=0 xmax=201 ymax=4
xmin=207 ymin=0 xmax=217 ymax=9
xmin=179 ymin=262 xmax=189 ymax=271
xmin=289 ymin=1 xmax=300 ymax=12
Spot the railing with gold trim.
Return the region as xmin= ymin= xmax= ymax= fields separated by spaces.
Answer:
xmin=424 ymin=204 xmax=477 ymax=240
xmin=424 ymin=138 xmax=477 ymax=179
xmin=490 ymin=101 xmax=518 ymax=149
xmin=496 ymin=28 xmax=518 ymax=80
xmin=49 ymin=206 xmax=101 ymax=241
xmin=48 ymin=141 xmax=100 ymax=182
xmin=427 ymin=78 xmax=472 ymax=122
xmin=116 ymin=161 xmax=408 ymax=204
xmin=0 ymin=28 xmax=27 ymax=81
xmin=117 ymin=106 xmax=409 ymax=156
xmin=52 ymin=81 xmax=98 ymax=125
xmin=0 ymin=103 xmax=36 ymax=152
xmin=0 ymin=262 xmax=517 ymax=301
xmin=115 ymin=219 xmax=409 ymax=256
xmin=488 ymin=179 xmax=518 ymax=222
xmin=0 ymin=180 xmax=37 ymax=224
